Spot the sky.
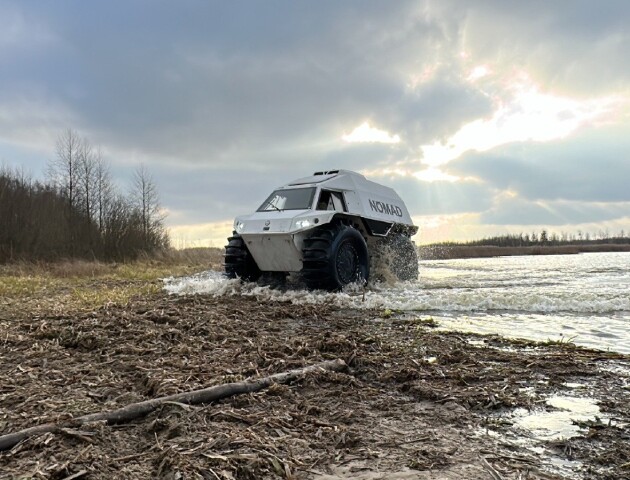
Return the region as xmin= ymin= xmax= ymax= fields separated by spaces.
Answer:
xmin=1 ymin=0 xmax=629 ymax=246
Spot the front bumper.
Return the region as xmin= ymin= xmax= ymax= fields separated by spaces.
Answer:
xmin=241 ymin=233 xmax=303 ymax=272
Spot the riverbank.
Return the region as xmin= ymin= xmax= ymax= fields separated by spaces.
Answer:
xmin=418 ymin=243 xmax=630 ymax=260
xmin=1 ymin=270 xmax=628 ymax=479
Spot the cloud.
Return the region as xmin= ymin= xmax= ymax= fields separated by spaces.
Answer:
xmin=0 ymin=4 xmax=57 ymax=55
xmin=450 ymin=123 xmax=630 ymax=203
xmin=369 ymin=174 xmax=495 ymax=216
xmin=342 ymin=122 xmax=400 ymax=144
xmin=452 ymin=0 xmax=630 ymax=95
xmin=0 ymin=2 xmax=494 ymax=165
xmin=374 ymin=66 xmax=495 ymax=149
xmin=1 ymin=1 xmax=630 ymax=246
xmin=480 ymin=196 xmax=630 ymax=226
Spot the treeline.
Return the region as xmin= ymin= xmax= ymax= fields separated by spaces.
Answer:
xmin=0 ymin=129 xmax=168 ymax=263
xmin=432 ymin=229 xmax=630 ymax=248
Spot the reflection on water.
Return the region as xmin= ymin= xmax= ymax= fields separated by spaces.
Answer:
xmin=514 ymin=395 xmax=602 ymax=441
xmin=164 ymin=252 xmax=630 ymax=354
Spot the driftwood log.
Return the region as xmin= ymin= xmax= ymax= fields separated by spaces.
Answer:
xmin=0 ymin=358 xmax=347 ymax=452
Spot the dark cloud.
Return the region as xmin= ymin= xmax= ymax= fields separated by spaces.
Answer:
xmin=449 ymin=124 xmax=630 ymax=203
xmin=480 ymin=197 xmax=630 ymax=226
xmin=0 ymin=1 xmax=489 ymax=164
xmin=1 ymin=1 xmax=629 ymax=238
xmin=387 ymin=67 xmax=494 ymax=144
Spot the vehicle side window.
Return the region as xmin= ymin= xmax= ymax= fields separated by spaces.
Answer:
xmin=317 ymin=190 xmax=347 ymax=211
xmin=331 ymin=192 xmax=346 ymax=211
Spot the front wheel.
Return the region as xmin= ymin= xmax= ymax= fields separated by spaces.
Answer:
xmin=302 ymin=224 xmax=369 ymax=291
xmin=224 ymin=232 xmax=262 ymax=281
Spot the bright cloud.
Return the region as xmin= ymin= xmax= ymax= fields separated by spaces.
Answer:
xmin=413 ymin=167 xmax=459 ymax=183
xmin=342 ymin=122 xmax=401 ymax=144
xmin=467 ymin=65 xmax=490 ymax=82
xmin=413 ymin=213 xmax=487 ymax=245
xmin=420 ymin=79 xmax=622 ymax=167
xmin=168 ymin=220 xmax=234 ymax=249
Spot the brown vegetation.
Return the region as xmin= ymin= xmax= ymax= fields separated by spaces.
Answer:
xmin=0 ymin=265 xmax=628 ymax=479
xmin=0 ymin=130 xmax=169 ymax=264
xmin=419 ymin=243 xmax=630 ymax=260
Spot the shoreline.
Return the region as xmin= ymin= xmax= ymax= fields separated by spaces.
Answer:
xmin=418 ymin=243 xmax=630 ymax=260
xmin=2 ymin=243 xmax=629 ymax=269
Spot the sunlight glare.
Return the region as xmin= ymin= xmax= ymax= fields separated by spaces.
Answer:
xmin=342 ymin=122 xmax=401 ymax=144
xmin=420 ymin=83 xmax=620 ymax=167
xmin=414 ymin=167 xmax=459 ymax=183
xmin=467 ymin=65 xmax=490 ymax=81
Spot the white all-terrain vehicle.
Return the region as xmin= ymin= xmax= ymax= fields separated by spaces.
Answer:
xmin=225 ymin=169 xmax=418 ymax=290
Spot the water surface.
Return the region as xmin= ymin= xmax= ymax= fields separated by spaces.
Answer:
xmin=164 ymin=252 xmax=630 ymax=354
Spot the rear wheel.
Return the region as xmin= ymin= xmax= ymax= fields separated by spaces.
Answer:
xmin=224 ymin=232 xmax=261 ymax=281
xmin=302 ymin=224 xmax=369 ymax=291
xmin=371 ymin=233 xmax=418 ymax=282
xmin=389 ymin=234 xmax=418 ymax=281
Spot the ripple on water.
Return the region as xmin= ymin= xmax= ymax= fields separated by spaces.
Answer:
xmin=163 ymin=252 xmax=630 ymax=354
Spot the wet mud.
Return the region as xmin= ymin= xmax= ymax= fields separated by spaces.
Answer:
xmin=0 ymin=292 xmax=628 ymax=479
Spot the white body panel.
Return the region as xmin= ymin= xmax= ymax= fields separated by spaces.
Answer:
xmin=231 ymin=170 xmax=417 ymax=272
xmin=242 ymin=233 xmax=303 ymax=271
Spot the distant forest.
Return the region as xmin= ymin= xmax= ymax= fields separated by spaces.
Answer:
xmin=430 ymin=230 xmax=630 ymax=248
xmin=0 ymin=130 xmax=168 ymax=263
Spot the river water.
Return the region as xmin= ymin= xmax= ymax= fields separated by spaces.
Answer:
xmin=164 ymin=251 xmax=630 ymax=354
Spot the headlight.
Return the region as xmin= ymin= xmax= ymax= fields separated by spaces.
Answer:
xmin=295 ymin=219 xmax=311 ymax=229
xmin=234 ymin=221 xmax=245 ymax=232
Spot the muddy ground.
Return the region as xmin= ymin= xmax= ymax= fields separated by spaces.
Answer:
xmin=0 ymin=289 xmax=629 ymax=480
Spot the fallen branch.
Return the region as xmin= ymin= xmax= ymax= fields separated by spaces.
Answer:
xmin=0 ymin=358 xmax=346 ymax=451
xmin=479 ymin=455 xmax=504 ymax=480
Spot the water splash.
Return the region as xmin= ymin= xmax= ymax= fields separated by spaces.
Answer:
xmin=163 ymin=252 xmax=630 ymax=354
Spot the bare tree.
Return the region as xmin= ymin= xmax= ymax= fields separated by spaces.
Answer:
xmin=94 ymin=148 xmax=113 ymax=235
xmin=77 ymin=137 xmax=97 ymax=224
xmin=1 ymin=130 xmax=171 ymax=262
xmin=132 ymin=164 xmax=168 ymax=250
xmin=49 ymin=129 xmax=82 ymax=210
xmin=47 ymin=129 xmax=85 ymax=252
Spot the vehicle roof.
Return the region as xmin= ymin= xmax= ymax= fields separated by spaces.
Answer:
xmin=268 ymin=169 xmax=417 ymax=231
xmin=283 ymin=170 xmax=366 ymax=188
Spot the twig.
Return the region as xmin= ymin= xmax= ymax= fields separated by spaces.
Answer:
xmin=479 ymin=455 xmax=504 ymax=480
xmin=61 ymin=471 xmax=88 ymax=480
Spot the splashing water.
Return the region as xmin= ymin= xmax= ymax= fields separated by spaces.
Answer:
xmin=164 ymin=252 xmax=630 ymax=354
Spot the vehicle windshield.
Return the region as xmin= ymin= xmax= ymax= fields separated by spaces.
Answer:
xmin=257 ymin=187 xmax=316 ymax=212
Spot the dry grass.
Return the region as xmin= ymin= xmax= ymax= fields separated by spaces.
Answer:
xmin=0 ymin=247 xmax=223 ymax=311
xmin=0 ymin=247 xmax=223 ymax=278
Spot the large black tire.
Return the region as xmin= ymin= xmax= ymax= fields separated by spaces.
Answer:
xmin=388 ymin=233 xmax=419 ymax=281
xmin=224 ymin=232 xmax=262 ymax=281
xmin=302 ymin=224 xmax=369 ymax=291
